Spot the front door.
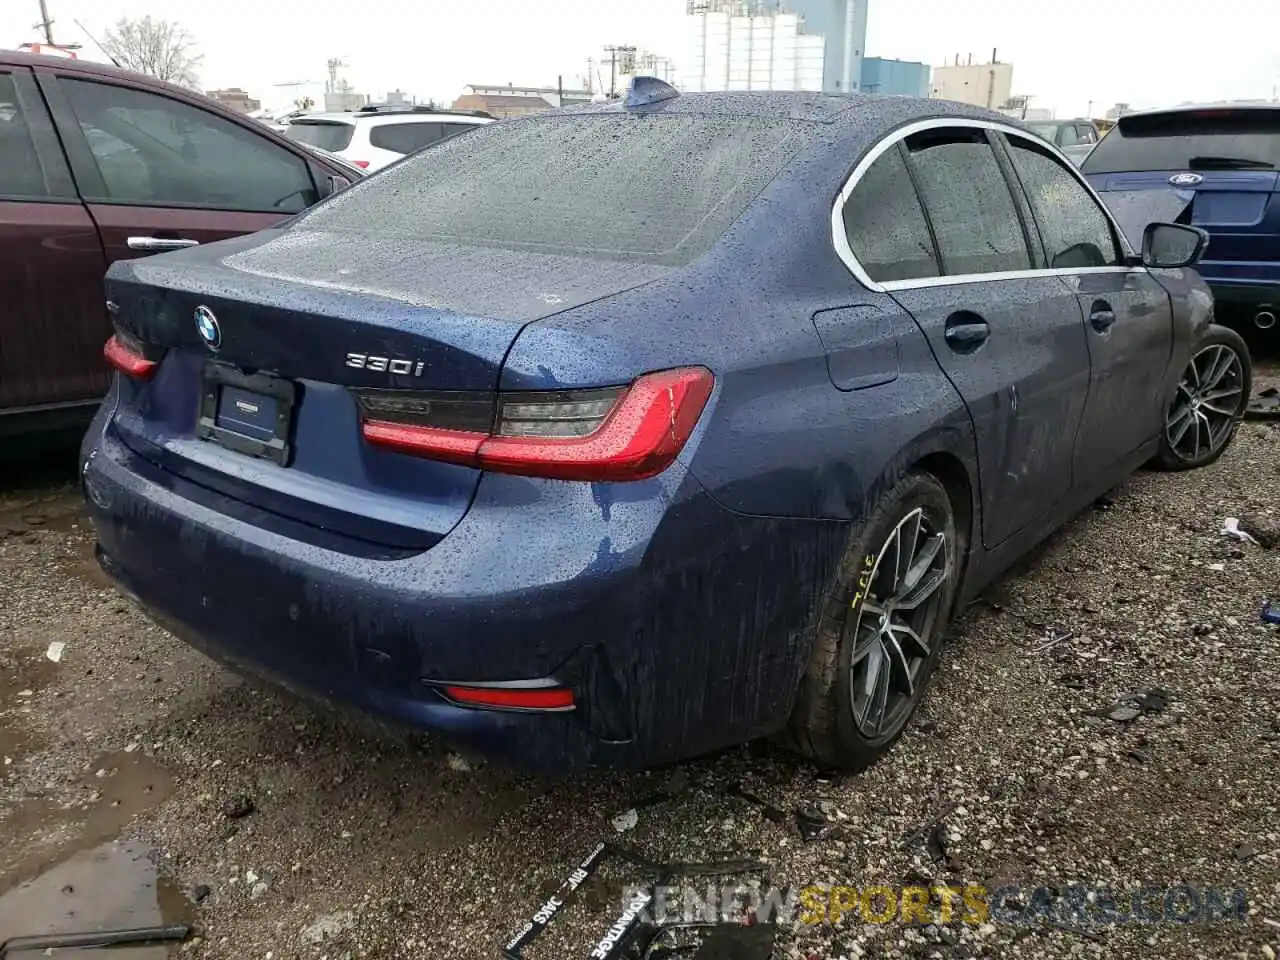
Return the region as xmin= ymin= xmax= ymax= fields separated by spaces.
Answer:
xmin=875 ymin=127 xmax=1091 ymax=547
xmin=1002 ymin=134 xmax=1174 ymax=476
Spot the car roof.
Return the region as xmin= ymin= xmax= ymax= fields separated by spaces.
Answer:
xmin=1 ymin=49 xmax=186 ymax=91
xmin=292 ymin=110 xmax=491 ymax=126
xmin=554 ymin=89 xmax=1015 ymax=134
xmin=560 ymin=90 xmax=875 ymax=123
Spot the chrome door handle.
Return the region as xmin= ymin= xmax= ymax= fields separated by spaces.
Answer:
xmin=127 ymin=236 xmax=200 ymax=251
xmin=1091 ymin=309 xmax=1116 ymax=331
xmin=1089 ymin=300 xmax=1117 ymax=332
xmin=943 ymin=314 xmax=990 ymax=353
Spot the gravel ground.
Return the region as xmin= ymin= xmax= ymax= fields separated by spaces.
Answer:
xmin=1 ymin=360 xmax=1278 ymax=960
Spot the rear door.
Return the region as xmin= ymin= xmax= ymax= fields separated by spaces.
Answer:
xmin=869 ymin=126 xmax=1092 ymax=548
xmin=0 ymin=65 xmax=107 ymax=414
xmin=1082 ymin=108 xmax=1280 ymax=295
xmin=1002 ymin=132 xmax=1173 ymax=476
xmin=35 ymin=70 xmax=321 ymax=264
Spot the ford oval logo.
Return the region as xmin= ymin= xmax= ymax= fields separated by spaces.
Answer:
xmin=194 ymin=305 xmax=221 ymax=350
xmin=1169 ymin=173 xmax=1204 ymax=186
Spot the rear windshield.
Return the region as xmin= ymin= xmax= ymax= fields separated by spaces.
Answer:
xmin=1083 ymin=110 xmax=1280 ymax=173
xmin=286 ymin=120 xmax=355 ymax=152
xmin=295 ymin=113 xmax=813 ymax=266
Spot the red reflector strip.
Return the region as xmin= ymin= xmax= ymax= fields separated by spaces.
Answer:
xmin=103 ymin=335 xmax=158 ymax=379
xmin=360 ymin=367 xmax=714 ymax=482
xmin=443 ymin=686 xmax=575 ymax=711
xmin=361 ymin=421 xmax=484 ymax=464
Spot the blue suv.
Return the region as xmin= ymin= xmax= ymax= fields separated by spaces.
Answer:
xmin=1083 ymin=103 xmax=1280 ymax=333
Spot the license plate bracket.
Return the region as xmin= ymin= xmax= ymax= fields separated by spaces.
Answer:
xmin=196 ymin=363 xmax=298 ymax=467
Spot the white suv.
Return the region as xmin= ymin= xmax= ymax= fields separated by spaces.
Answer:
xmin=284 ymin=106 xmax=493 ymax=172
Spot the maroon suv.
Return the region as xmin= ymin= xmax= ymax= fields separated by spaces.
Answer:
xmin=0 ymin=52 xmax=358 ymax=435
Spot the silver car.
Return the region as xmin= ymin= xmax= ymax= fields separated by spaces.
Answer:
xmin=1025 ymin=119 xmax=1101 ymax=165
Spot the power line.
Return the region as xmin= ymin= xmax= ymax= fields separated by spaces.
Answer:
xmin=73 ymin=19 xmax=116 ymax=66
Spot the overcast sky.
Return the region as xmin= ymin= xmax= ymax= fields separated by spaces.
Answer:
xmin=6 ymin=0 xmax=1279 ymax=117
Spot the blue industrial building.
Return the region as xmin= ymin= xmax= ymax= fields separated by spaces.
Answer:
xmin=785 ymin=0 xmax=868 ymax=93
xmin=860 ymin=57 xmax=931 ymax=97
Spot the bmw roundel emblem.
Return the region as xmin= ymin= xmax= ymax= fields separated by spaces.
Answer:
xmin=1169 ymin=172 xmax=1204 ymax=186
xmin=194 ymin=305 xmax=221 ymax=350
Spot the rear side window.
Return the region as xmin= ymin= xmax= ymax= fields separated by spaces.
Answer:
xmin=370 ymin=121 xmax=445 ymax=155
xmin=1027 ymin=122 xmax=1061 ymax=145
xmin=438 ymin=122 xmax=478 ymax=142
xmin=62 ymin=78 xmax=317 ymax=213
xmin=905 ymin=128 xmax=1031 ymax=276
xmin=296 ymin=114 xmax=812 ymax=266
xmin=842 ymin=145 xmax=940 ymax=283
xmin=0 ymin=73 xmax=55 ymax=199
xmin=286 ymin=120 xmax=355 ymax=152
xmin=1057 ymin=125 xmax=1083 ymax=147
xmin=1007 ymin=138 xmax=1120 ymax=269
xmin=1083 ymin=110 xmax=1280 ymax=173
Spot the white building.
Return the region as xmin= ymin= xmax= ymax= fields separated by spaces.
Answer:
xmin=268 ymin=80 xmax=327 ymax=116
xmin=682 ymin=1 xmax=826 ymax=92
xmin=930 ymin=56 xmax=1014 ymax=110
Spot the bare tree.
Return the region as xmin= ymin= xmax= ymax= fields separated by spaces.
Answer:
xmin=101 ymin=16 xmax=203 ymax=88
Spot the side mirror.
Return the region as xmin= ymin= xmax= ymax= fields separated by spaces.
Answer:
xmin=324 ymin=174 xmax=351 ymax=198
xmin=1142 ymin=222 xmax=1209 ymax=269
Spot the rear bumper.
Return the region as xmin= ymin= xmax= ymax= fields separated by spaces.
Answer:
xmin=1198 ymin=260 xmax=1280 ymax=307
xmin=98 ymin=542 xmax=595 ymax=766
xmin=1205 ymin=279 xmax=1280 ymax=307
xmin=81 ymin=394 xmax=846 ymax=772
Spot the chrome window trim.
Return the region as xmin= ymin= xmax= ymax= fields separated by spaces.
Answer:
xmin=831 ymin=116 xmax=1138 ymax=294
xmin=879 ymin=265 xmax=1143 ymax=292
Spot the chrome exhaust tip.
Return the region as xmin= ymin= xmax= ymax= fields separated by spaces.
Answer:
xmin=1254 ymin=309 xmax=1277 ymax=331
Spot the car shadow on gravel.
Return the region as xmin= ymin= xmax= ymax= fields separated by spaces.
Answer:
xmin=0 ymin=430 xmax=82 ymax=491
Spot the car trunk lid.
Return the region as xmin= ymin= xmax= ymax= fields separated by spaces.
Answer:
xmin=105 ymin=228 xmax=670 ymax=554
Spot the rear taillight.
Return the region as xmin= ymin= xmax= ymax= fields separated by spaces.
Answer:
xmin=352 ymin=160 xmax=370 ymax=168
xmin=103 ymin=333 xmax=158 ymax=379
xmin=356 ymin=366 xmax=714 ymax=482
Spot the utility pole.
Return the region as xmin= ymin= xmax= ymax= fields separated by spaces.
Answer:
xmin=35 ymin=0 xmax=55 ymax=44
xmin=602 ymin=45 xmax=636 ymax=100
xmin=604 ymin=46 xmax=619 ymax=99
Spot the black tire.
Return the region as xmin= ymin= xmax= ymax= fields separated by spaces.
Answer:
xmin=1151 ymin=324 xmax=1253 ymax=472
xmin=788 ymin=471 xmax=961 ymax=771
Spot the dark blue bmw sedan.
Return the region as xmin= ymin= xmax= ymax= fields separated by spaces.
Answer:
xmin=83 ymin=79 xmax=1251 ymax=773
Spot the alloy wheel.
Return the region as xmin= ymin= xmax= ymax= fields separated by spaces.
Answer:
xmin=848 ymin=507 xmax=950 ymax=740
xmin=1165 ymin=344 xmax=1246 ymax=463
